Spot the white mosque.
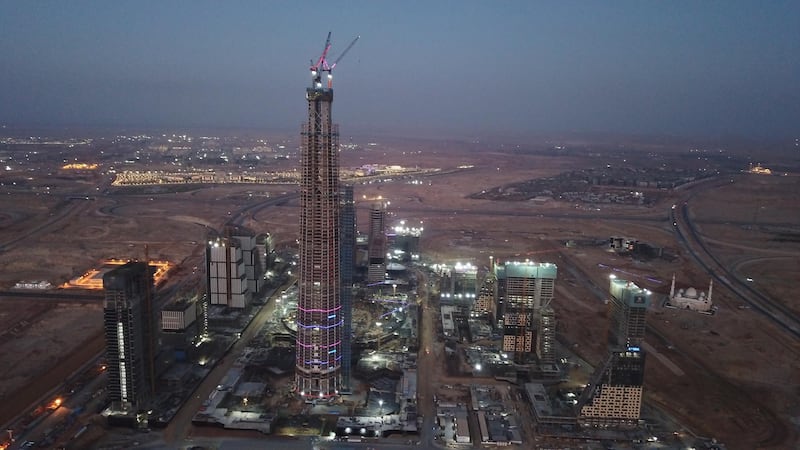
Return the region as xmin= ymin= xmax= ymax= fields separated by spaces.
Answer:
xmin=667 ymin=274 xmax=714 ymax=313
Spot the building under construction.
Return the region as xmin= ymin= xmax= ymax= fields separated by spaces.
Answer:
xmin=578 ymin=347 xmax=646 ymax=428
xmin=607 ymin=276 xmax=651 ymax=349
xmin=103 ymin=261 xmax=157 ymax=415
xmin=493 ymin=260 xmax=557 ymax=365
xmin=295 ymin=33 xmax=358 ymax=398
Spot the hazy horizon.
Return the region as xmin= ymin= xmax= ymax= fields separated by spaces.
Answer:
xmin=1 ymin=1 xmax=798 ymax=140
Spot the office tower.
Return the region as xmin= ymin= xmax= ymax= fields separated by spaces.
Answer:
xmin=206 ymin=236 xmax=249 ymax=308
xmin=367 ymin=203 xmax=386 ymax=284
xmin=295 ymin=48 xmax=343 ymax=398
xmin=339 ymin=184 xmax=356 ymax=393
xmin=578 ymin=347 xmax=646 ymax=428
xmin=494 ymin=261 xmax=557 ymax=363
xmin=608 ymin=276 xmax=651 ymax=348
xmin=103 ymin=261 xmax=156 ymax=413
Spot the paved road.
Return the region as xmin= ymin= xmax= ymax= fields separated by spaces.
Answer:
xmin=414 ymin=267 xmax=439 ymax=449
xmin=671 ymin=177 xmax=800 ymax=340
xmin=163 ymin=280 xmax=293 ymax=446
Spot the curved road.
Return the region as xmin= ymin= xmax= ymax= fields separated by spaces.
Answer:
xmin=671 ymin=178 xmax=800 ymax=340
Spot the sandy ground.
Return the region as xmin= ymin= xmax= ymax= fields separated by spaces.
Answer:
xmin=0 ymin=140 xmax=797 ymax=448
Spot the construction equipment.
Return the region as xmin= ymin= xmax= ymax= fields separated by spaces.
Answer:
xmin=309 ymin=32 xmax=360 ymax=89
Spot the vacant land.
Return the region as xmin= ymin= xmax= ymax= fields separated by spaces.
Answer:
xmin=0 ymin=135 xmax=798 ymax=448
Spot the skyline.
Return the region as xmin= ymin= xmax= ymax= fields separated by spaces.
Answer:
xmin=1 ymin=1 xmax=798 ymax=139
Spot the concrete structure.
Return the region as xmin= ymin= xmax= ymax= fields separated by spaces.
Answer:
xmin=454 ymin=411 xmax=471 ymax=443
xmin=367 ymin=203 xmax=386 ymax=284
xmin=440 ymin=305 xmax=457 ymax=338
xmin=473 ymin=276 xmax=496 ymax=321
xmin=103 ymin=262 xmax=156 ymax=413
xmin=339 ymin=184 xmax=356 ymax=393
xmin=206 ymin=236 xmax=249 ymax=309
xmin=295 ymin=55 xmax=343 ymax=398
xmin=525 ymin=383 xmax=577 ymax=427
xmin=230 ymin=230 xmax=266 ymax=297
xmin=160 ymin=294 xmax=199 ymax=360
xmin=205 ymin=227 xmax=267 ymax=309
xmin=388 ymin=220 xmax=422 ymax=262
xmin=537 ymin=306 xmax=557 ymax=370
xmin=608 ymin=277 xmax=651 ymax=348
xmin=668 ymin=274 xmax=713 ymax=312
xmin=494 ymin=261 xmax=557 ymax=362
xmin=161 ymin=296 xmax=198 ymax=332
xmin=578 ymin=347 xmax=646 ymax=428
xmin=440 ymin=262 xmax=477 ymax=308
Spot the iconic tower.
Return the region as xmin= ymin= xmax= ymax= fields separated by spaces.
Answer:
xmin=295 ymin=33 xmax=357 ymax=398
xmin=103 ymin=261 xmax=156 ymax=413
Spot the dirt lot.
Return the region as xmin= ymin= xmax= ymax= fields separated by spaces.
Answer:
xmin=351 ymin=143 xmax=800 ymax=448
xmin=0 ymin=137 xmax=797 ymax=448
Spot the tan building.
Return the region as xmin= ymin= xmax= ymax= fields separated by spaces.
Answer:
xmin=578 ymin=348 xmax=645 ymax=428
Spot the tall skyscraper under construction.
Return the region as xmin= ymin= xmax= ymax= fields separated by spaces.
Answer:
xmin=295 ymin=33 xmax=357 ymax=398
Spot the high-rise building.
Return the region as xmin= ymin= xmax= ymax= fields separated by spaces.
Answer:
xmin=389 ymin=220 xmax=422 ymax=262
xmin=452 ymin=262 xmax=477 ymax=306
xmin=295 ymin=50 xmax=343 ymax=398
xmin=474 ymin=276 xmax=496 ymax=321
xmin=578 ymin=347 xmax=646 ymax=428
xmin=205 ymin=227 xmax=266 ymax=309
xmin=230 ymin=230 xmax=265 ymax=297
xmin=367 ymin=203 xmax=386 ymax=284
xmin=608 ymin=276 xmax=651 ymax=348
xmin=339 ymin=184 xmax=356 ymax=393
xmin=103 ymin=261 xmax=156 ymax=413
xmin=494 ymin=261 xmax=557 ymax=363
xmin=206 ymin=236 xmax=249 ymax=309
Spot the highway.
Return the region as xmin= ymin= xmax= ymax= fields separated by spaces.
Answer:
xmin=413 ymin=267 xmax=439 ymax=449
xmin=671 ymin=178 xmax=800 ymax=341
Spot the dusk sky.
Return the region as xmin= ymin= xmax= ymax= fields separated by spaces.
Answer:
xmin=1 ymin=1 xmax=798 ymax=139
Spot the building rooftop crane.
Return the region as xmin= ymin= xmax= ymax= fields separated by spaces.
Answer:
xmin=309 ymin=32 xmax=360 ymax=89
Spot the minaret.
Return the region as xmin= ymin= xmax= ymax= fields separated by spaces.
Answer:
xmin=669 ymin=273 xmax=676 ymax=299
xmin=707 ymin=279 xmax=713 ymax=302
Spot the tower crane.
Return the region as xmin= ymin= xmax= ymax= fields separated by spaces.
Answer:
xmin=309 ymin=32 xmax=360 ymax=89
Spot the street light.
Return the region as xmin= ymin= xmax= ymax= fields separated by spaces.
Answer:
xmin=379 ymin=399 xmax=384 ymax=416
